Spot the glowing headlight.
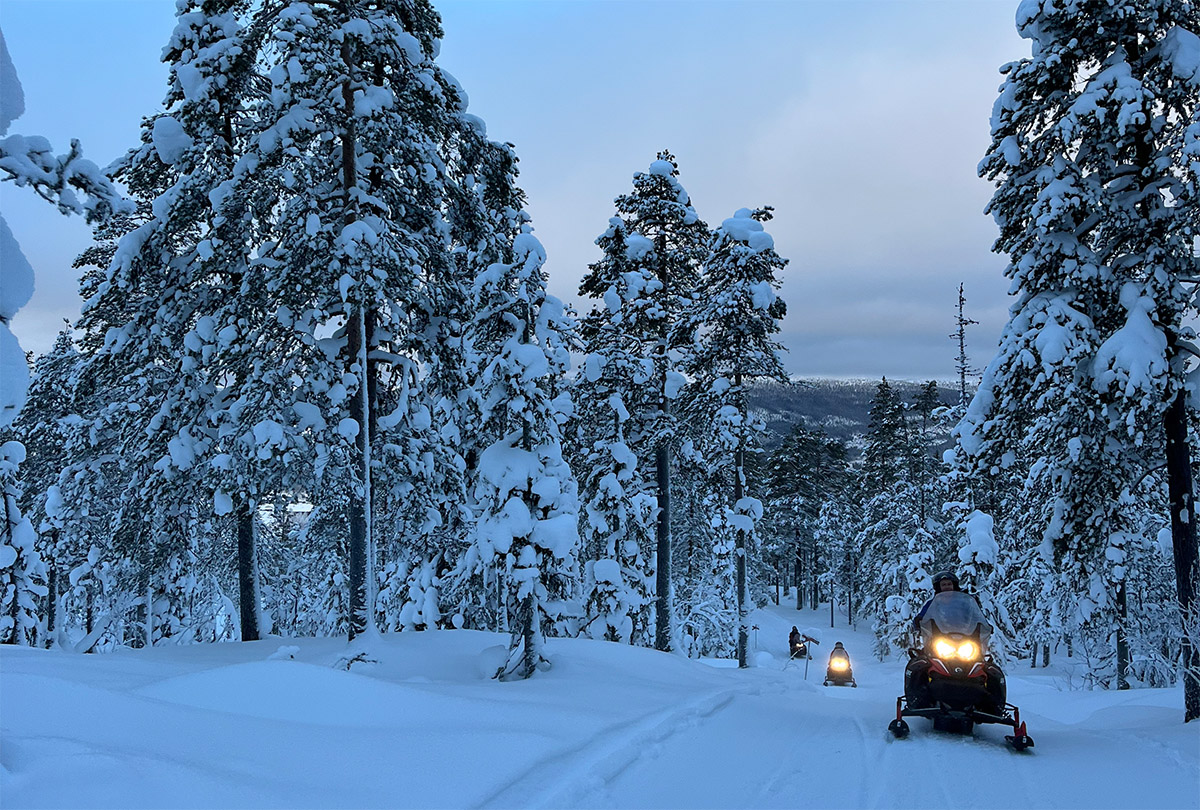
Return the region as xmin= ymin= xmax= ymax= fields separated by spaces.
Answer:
xmin=830 ymin=658 xmax=849 ymax=671
xmin=957 ymin=641 xmax=978 ymax=660
xmin=934 ymin=639 xmax=957 ymax=659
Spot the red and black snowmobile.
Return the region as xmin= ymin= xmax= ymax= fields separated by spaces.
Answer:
xmin=887 ymin=591 xmax=1034 ymax=750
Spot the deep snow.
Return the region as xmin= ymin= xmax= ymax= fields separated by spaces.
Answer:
xmin=1 ymin=602 xmax=1196 ymax=809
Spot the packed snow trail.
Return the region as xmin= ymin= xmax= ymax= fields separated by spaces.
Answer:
xmin=596 ymin=605 xmax=1196 ymax=810
xmin=1 ymin=604 xmax=1196 ymax=809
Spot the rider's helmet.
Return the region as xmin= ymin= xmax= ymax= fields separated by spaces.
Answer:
xmin=834 ymin=641 xmax=844 ymax=649
xmin=931 ymin=570 xmax=960 ymax=592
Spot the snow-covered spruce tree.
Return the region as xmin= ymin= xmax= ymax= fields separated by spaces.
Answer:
xmin=576 ymin=373 xmax=657 ymax=643
xmin=962 ymin=0 xmax=1199 ymax=712
xmin=9 ymin=327 xmax=79 ymax=645
xmin=423 ymin=135 xmax=539 ymax=632
xmin=464 ymin=230 xmax=580 ymax=679
xmin=856 ymin=379 xmax=934 ymax=658
xmin=683 ymin=207 xmax=788 ymax=667
xmin=577 ymin=152 xmax=709 ymax=652
xmin=0 ymin=440 xmax=43 ymax=644
xmin=572 ymin=215 xmax=658 ymax=644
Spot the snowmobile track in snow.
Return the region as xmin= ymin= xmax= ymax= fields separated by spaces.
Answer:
xmin=474 ymin=682 xmax=773 ymax=809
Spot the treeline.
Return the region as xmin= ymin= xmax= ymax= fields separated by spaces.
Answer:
xmin=758 ymin=378 xmax=1191 ymax=692
xmin=0 ymin=0 xmax=791 ymax=676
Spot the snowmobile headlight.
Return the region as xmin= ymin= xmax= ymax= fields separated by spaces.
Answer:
xmin=957 ymin=641 xmax=978 ymax=660
xmin=934 ymin=638 xmax=957 ymax=659
xmin=830 ymin=658 xmax=848 ymax=671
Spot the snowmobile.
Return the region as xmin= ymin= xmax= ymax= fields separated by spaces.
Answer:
xmin=823 ymin=643 xmax=856 ymax=687
xmin=789 ymin=634 xmax=816 ymax=661
xmin=886 ymin=591 xmax=1034 ymax=751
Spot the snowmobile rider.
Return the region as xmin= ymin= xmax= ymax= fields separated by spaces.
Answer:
xmin=831 ymin=641 xmax=848 ymax=660
xmin=912 ymin=571 xmax=960 ymax=632
xmin=789 ymin=626 xmax=802 ymax=647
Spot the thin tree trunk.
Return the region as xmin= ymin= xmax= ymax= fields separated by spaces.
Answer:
xmin=794 ymin=530 xmax=803 ymax=611
xmin=1165 ymin=389 xmax=1200 ymax=721
xmin=734 ymin=369 xmax=749 ymax=668
xmin=655 ymin=443 xmax=672 ymax=651
xmin=1116 ymin=580 xmax=1129 ymax=690
xmin=44 ymin=557 xmax=57 ymax=649
xmin=1043 ymin=643 xmax=1050 ymax=668
xmin=145 ymin=577 xmax=153 ymax=649
xmin=735 ymin=441 xmax=747 ymax=667
xmin=654 ymin=228 xmax=673 ymax=653
xmin=236 ymin=498 xmax=260 ymax=641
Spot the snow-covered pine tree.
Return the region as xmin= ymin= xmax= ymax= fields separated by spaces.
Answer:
xmin=465 ymin=229 xmax=581 ymax=679
xmin=578 ymin=152 xmax=709 ymax=652
xmin=683 ymin=207 xmax=788 ymax=667
xmin=70 ymin=0 xmax=274 ymax=643
xmin=228 ymin=0 xmax=477 ymax=643
xmin=964 ymin=0 xmax=1199 ymax=713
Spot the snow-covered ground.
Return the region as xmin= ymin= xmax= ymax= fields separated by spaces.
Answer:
xmin=2 ymin=602 xmax=1196 ymax=809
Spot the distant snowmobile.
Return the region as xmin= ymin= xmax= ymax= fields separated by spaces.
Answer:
xmin=788 ymin=627 xmax=816 ymax=660
xmin=823 ymin=642 xmax=856 ymax=687
xmin=887 ymin=591 xmax=1034 ymax=750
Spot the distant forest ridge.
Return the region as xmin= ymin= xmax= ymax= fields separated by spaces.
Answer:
xmin=748 ymin=378 xmax=972 ymax=447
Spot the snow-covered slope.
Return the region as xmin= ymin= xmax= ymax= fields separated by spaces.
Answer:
xmin=2 ymin=604 xmax=1195 ymax=809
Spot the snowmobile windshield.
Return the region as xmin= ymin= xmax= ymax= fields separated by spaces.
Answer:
xmin=919 ymin=591 xmax=991 ymax=644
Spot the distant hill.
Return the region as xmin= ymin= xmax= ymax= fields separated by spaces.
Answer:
xmin=748 ymin=378 xmax=967 ymax=450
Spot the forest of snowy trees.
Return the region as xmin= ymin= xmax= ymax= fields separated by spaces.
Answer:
xmin=1 ymin=0 xmax=1197 ymax=718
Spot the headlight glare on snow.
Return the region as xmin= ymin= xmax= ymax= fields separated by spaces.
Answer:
xmin=830 ymin=658 xmax=848 ymax=671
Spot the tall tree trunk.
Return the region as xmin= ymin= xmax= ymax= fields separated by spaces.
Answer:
xmin=655 ymin=442 xmax=672 ymax=651
xmin=44 ymin=555 xmax=56 ymax=649
xmin=735 ymin=441 xmax=747 ymax=667
xmin=735 ymin=370 xmax=748 ymax=668
xmin=1165 ymin=389 xmax=1200 ymax=721
xmin=341 ymin=37 xmax=375 ymax=642
xmin=145 ymin=576 xmax=153 ymax=649
xmin=1043 ymin=643 xmax=1050 ymax=668
xmin=236 ymin=498 xmax=260 ymax=641
xmin=654 ymin=229 xmax=673 ymax=653
xmin=1116 ymin=580 xmax=1129 ymax=690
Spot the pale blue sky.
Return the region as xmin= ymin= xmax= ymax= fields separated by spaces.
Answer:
xmin=1 ymin=0 xmax=1027 ymax=380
